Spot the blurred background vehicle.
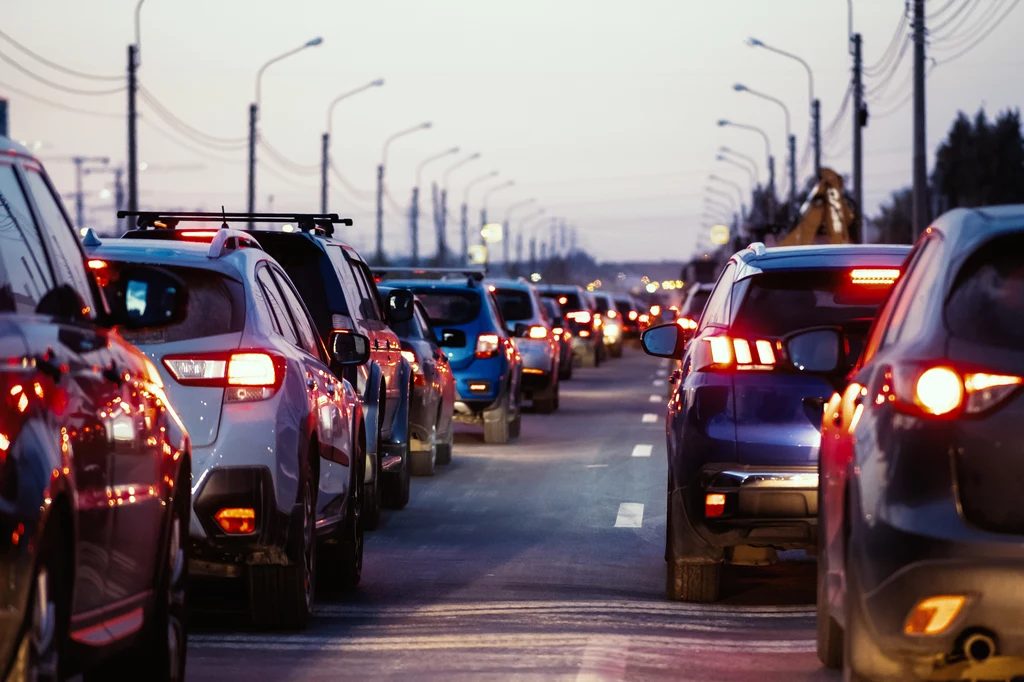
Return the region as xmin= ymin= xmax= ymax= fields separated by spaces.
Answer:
xmin=0 ymin=137 xmax=191 ymax=681
xmin=489 ymin=279 xmax=561 ymax=413
xmin=538 ymin=285 xmax=602 ymax=368
xmin=591 ymin=291 xmax=624 ymax=358
xmin=613 ymin=294 xmax=642 ymax=342
xmin=89 ymin=216 xmax=369 ymax=629
xmin=817 ymin=207 xmax=1024 ymax=681
xmin=540 ymin=296 xmax=574 ymax=381
xmin=642 ymin=241 xmax=908 ymax=603
xmin=378 ymin=270 xmax=523 ymax=445
xmin=378 ymin=286 xmax=455 ymax=476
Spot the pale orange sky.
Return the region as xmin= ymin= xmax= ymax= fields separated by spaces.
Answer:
xmin=3 ymin=0 xmax=1022 ymax=260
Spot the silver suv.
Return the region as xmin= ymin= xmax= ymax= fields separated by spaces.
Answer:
xmin=489 ymin=279 xmax=561 ymax=413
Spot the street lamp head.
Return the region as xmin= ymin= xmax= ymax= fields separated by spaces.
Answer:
xmin=717 ymin=119 xmax=730 ymax=127
xmin=733 ymin=83 xmax=748 ymax=92
xmin=719 ymin=146 xmax=730 ymax=153
xmin=421 ymin=122 xmax=433 ymax=129
xmin=371 ymin=78 xmax=385 ymax=87
xmin=746 ymin=37 xmax=763 ymax=47
xmin=448 ymin=146 xmax=460 ymax=154
xmin=715 ymin=155 xmax=726 ymax=161
xmin=305 ymin=37 xmax=324 ymax=47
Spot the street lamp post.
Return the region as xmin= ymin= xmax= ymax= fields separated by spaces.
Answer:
xmin=376 ymin=121 xmax=432 ymax=264
xmin=248 ymin=37 xmax=324 ymax=214
xmin=515 ymin=207 xmax=544 ymax=275
xmin=410 ymin=146 xmax=459 ymax=265
xmin=746 ymin=38 xmax=820 ymax=180
xmin=438 ymin=153 xmax=481 ymax=264
xmin=479 ymin=180 xmax=514 ymax=268
xmin=716 ymin=155 xmax=755 ymax=189
xmin=126 ymin=0 xmax=146 ymax=221
xmin=322 ymin=79 xmax=384 ymax=213
xmin=732 ymin=84 xmax=795 ymax=215
xmin=502 ymin=198 xmax=536 ymax=274
xmin=461 ymin=171 xmax=499 ymax=264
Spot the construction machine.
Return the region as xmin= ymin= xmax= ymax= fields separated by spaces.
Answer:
xmin=773 ymin=167 xmax=858 ymax=246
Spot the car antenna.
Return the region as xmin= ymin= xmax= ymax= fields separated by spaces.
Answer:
xmin=221 ymin=205 xmax=229 ymax=231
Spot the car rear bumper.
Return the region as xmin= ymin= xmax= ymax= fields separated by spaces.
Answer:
xmin=669 ymin=464 xmax=818 ymax=562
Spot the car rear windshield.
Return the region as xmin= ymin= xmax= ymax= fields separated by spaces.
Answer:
xmin=102 ymin=263 xmax=246 ymax=345
xmin=592 ymin=295 xmax=612 ymax=314
xmin=684 ymin=290 xmax=711 ymax=317
xmin=411 ymin=288 xmax=481 ymax=326
xmin=541 ymin=290 xmax=582 ymax=311
xmin=494 ymin=288 xmax=534 ymax=321
xmin=731 ymin=269 xmax=892 ymax=337
xmin=946 ymin=234 xmax=1024 ymax=350
xmin=615 ymin=299 xmax=633 ymax=316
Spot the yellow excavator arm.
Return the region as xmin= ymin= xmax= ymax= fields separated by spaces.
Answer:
xmin=776 ymin=167 xmax=855 ymax=246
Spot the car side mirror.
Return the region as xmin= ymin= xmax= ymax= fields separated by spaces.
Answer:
xmin=513 ymin=323 xmax=531 ymax=338
xmin=784 ymin=328 xmax=844 ymax=373
xmin=106 ymin=265 xmax=189 ymax=331
xmin=640 ymin=323 xmax=684 ymax=359
xmin=331 ymin=331 xmax=371 ymax=366
xmin=386 ymin=289 xmax=415 ymax=324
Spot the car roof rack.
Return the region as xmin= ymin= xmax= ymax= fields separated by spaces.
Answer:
xmin=116 ymin=211 xmax=353 ymax=238
xmin=372 ymin=267 xmax=486 ymax=286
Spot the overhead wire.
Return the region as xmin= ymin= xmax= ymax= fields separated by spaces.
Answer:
xmin=0 ymin=29 xmax=123 ymax=81
xmin=932 ymin=0 xmax=1021 ymax=59
xmin=0 ymin=50 xmax=125 ymax=96
xmin=864 ymin=9 xmax=909 ymax=76
xmin=0 ymin=79 xmax=123 ymax=119
xmin=930 ymin=0 xmax=1001 ymax=45
xmin=929 ymin=0 xmax=981 ymax=36
xmin=138 ymin=86 xmax=247 ymax=148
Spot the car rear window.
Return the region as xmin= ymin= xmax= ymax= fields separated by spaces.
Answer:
xmin=946 ymin=234 xmax=1024 ymax=350
xmin=101 ymin=263 xmax=246 ymax=345
xmin=541 ymin=290 xmax=582 ymax=311
xmin=411 ymin=288 xmax=481 ymax=326
xmin=494 ymin=288 xmax=533 ymax=321
xmin=592 ymin=295 xmax=612 ymax=314
xmin=684 ymin=290 xmax=711 ymax=317
xmin=615 ymin=299 xmax=633 ymax=316
xmin=731 ymin=269 xmax=893 ymax=337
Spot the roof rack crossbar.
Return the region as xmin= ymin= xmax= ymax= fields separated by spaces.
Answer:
xmin=372 ymin=267 xmax=486 ymax=283
xmin=116 ymin=211 xmax=353 ymax=237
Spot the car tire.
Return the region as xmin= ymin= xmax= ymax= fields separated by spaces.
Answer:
xmin=250 ymin=478 xmax=315 ymax=630
xmin=12 ymin=516 xmax=64 ymax=682
xmin=533 ymin=380 xmax=557 ymax=414
xmin=817 ymin=548 xmax=843 ymax=669
xmin=319 ymin=433 xmax=365 ymax=596
xmin=665 ymin=492 xmax=720 ymax=602
xmin=410 ymin=424 xmax=437 ymax=476
xmin=561 ymin=358 xmax=573 ymax=381
xmin=436 ymin=409 xmax=454 ymax=466
xmin=483 ymin=393 xmax=511 ymax=445
xmin=382 ymin=404 xmax=411 ymax=510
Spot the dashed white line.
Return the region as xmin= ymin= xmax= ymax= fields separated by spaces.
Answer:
xmin=653 ymin=379 xmax=666 ymax=387
xmin=649 ymin=394 xmax=661 ymax=403
xmin=614 ymin=503 xmax=644 ymax=528
xmin=656 ymin=369 xmax=668 ymax=377
xmin=631 ymin=444 xmax=653 ymax=458
xmin=642 ymin=413 xmax=658 ymax=423
xmin=585 ymin=464 xmax=608 ymax=469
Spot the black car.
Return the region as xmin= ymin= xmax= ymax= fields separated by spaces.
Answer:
xmin=818 ymin=208 xmax=1024 ymax=680
xmin=540 ymin=296 xmax=573 ymax=381
xmin=0 ymin=136 xmax=191 ymax=681
xmin=641 ymin=242 xmax=908 ymax=602
xmin=378 ymin=287 xmax=456 ymax=476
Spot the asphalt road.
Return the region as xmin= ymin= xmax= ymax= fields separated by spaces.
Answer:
xmin=186 ymin=348 xmax=836 ymax=681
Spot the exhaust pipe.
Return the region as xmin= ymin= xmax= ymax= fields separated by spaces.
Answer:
xmin=963 ymin=632 xmax=996 ymax=664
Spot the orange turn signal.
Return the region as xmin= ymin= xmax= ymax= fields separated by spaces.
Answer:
xmin=904 ymin=595 xmax=966 ymax=635
xmin=215 ymin=508 xmax=256 ymax=534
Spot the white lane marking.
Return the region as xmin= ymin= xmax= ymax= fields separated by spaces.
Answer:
xmin=614 ymin=503 xmax=644 ymax=528
xmin=653 ymin=379 xmax=666 ymax=387
xmin=649 ymin=394 xmax=661 ymax=403
xmin=586 ymin=464 xmax=608 ymax=469
xmin=656 ymin=369 xmax=668 ymax=377
xmin=642 ymin=413 xmax=658 ymax=423
xmin=576 ymin=637 xmax=628 ymax=681
xmin=632 ymin=444 xmax=653 ymax=458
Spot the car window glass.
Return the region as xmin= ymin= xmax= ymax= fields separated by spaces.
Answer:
xmin=887 ymin=238 xmax=943 ymax=345
xmin=698 ymin=263 xmax=734 ymax=330
xmin=352 ymin=260 xmax=384 ymax=321
xmin=327 ymin=246 xmax=367 ymax=323
xmin=882 ymin=240 xmax=937 ymax=348
xmin=946 ymin=233 xmax=1024 ymax=350
xmin=495 ymin=288 xmax=533 ymax=321
xmin=0 ymin=165 xmax=55 ymax=313
xmin=23 ymin=170 xmax=95 ymax=316
xmin=271 ymin=267 xmax=323 ymax=359
xmin=257 ymin=267 xmax=299 ymax=345
xmin=415 ymin=304 xmax=435 ymax=341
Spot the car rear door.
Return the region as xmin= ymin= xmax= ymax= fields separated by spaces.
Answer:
xmin=346 ymin=255 xmax=401 ymax=426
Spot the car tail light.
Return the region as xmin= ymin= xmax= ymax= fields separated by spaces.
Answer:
xmin=676 ymin=317 xmax=697 ymax=330
xmin=705 ymin=494 xmax=726 ymax=518
xmin=162 ymin=351 xmax=286 ymax=402
xmin=528 ymin=326 xmax=548 ymax=340
xmin=889 ymin=363 xmax=1023 ymax=418
xmin=215 ymin=507 xmax=256 ymax=534
xmin=628 ymin=310 xmax=638 ymax=321
xmin=401 ymin=349 xmax=426 ymax=386
xmin=579 ymin=330 xmax=591 ymax=338
xmin=701 ymin=335 xmax=778 ymax=371
xmin=566 ymin=310 xmax=591 ymax=325
xmin=475 ymin=334 xmax=500 ymax=359
xmin=552 ymin=326 xmax=564 ymax=336
xmin=593 ymin=315 xmax=602 ymax=330
xmin=850 ymin=268 xmax=900 ymax=285
xmin=607 ymin=310 xmax=617 ymax=319
xmin=179 ymin=230 xmax=219 ymax=241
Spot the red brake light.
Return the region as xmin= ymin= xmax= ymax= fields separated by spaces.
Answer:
xmin=528 ymin=326 xmax=548 ymax=340
xmin=475 ymin=334 xmax=500 ymax=359
xmin=162 ymin=351 xmax=286 ymax=402
xmin=179 ymin=230 xmax=219 ymax=241
xmin=850 ymin=268 xmax=900 ymax=285
xmin=566 ymin=310 xmax=591 ymax=325
xmin=889 ymin=363 xmax=1022 ymax=418
xmin=552 ymin=326 xmax=564 ymax=336
xmin=676 ymin=317 xmax=697 ymax=330
xmin=87 ymin=259 xmax=107 ymax=270
xmin=705 ymin=494 xmax=726 ymax=518
xmin=628 ymin=310 xmax=638 ymax=321
xmin=607 ymin=310 xmax=617 ymax=319
xmin=227 ymin=353 xmax=277 ymax=386
xmin=401 ymin=349 xmax=426 ymax=386
xmin=703 ymin=336 xmax=778 ymax=371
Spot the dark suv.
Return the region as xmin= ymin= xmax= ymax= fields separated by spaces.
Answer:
xmin=641 ymin=242 xmax=908 ymax=602
xmin=0 ymin=136 xmax=191 ymax=680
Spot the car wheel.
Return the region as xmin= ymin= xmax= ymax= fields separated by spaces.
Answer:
xmin=250 ymin=478 xmax=315 ymax=630
xmin=11 ymin=522 xmax=63 ymax=682
xmin=553 ymin=381 xmax=560 ymax=411
xmin=843 ymin=554 xmax=898 ymax=682
xmin=410 ymin=424 xmax=437 ymax=476
xmin=593 ymin=346 xmax=601 ymax=367
xmin=665 ymin=491 xmax=720 ymax=602
xmin=483 ymin=393 xmax=511 ymax=444
xmin=436 ymin=408 xmax=453 ymax=466
xmin=561 ymin=357 xmax=574 ymax=380
xmin=320 ymin=434 xmax=365 ymax=595
xmin=533 ymin=380 xmax=557 ymax=414
xmin=817 ymin=546 xmax=843 ymax=669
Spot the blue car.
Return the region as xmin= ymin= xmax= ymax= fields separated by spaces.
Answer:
xmin=641 ymin=242 xmax=909 ymax=602
xmin=377 ymin=270 xmax=523 ymax=445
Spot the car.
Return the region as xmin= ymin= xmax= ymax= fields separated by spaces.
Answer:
xmin=377 ymin=286 xmax=456 ymax=476
xmin=243 ymin=221 xmax=416 ymax=529
xmin=640 ymin=242 xmax=909 ymax=603
xmin=0 ymin=136 xmax=191 ymax=680
xmin=817 ymin=208 xmax=1024 ymax=681
xmin=540 ymin=296 xmax=574 ymax=381
xmin=87 ymin=214 xmax=369 ymax=629
xmin=677 ymin=283 xmax=714 ymax=331
xmin=378 ymin=269 xmax=523 ymax=445
xmin=591 ymin=291 xmax=624 ymax=358
xmin=538 ymin=285 xmax=602 ymax=368
xmin=489 ymin=279 xmax=561 ymax=413
xmin=612 ymin=293 xmax=641 ymax=341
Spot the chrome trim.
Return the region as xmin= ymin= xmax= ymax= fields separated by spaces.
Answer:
xmin=707 ymin=468 xmax=818 ymax=490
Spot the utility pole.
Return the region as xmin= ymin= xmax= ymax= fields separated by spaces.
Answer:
xmin=787 ymin=133 xmax=797 ymax=219
xmin=912 ymin=0 xmax=928 ymax=239
xmin=127 ymin=45 xmax=138 ymax=215
xmin=320 ymin=133 xmax=329 ymax=213
xmin=410 ymin=186 xmax=420 ymax=265
xmin=812 ymin=99 xmax=821 ymax=179
xmin=460 ymin=202 xmax=469 ymax=264
xmin=852 ymin=33 xmax=866 ymax=243
xmin=502 ymin=220 xmax=510 ymax=272
xmin=247 ymin=104 xmax=257 ymax=213
xmin=436 ymin=183 xmax=448 ymax=263
xmin=767 ymin=155 xmax=776 ymax=226
xmin=0 ymin=98 xmax=8 ymax=137
xmin=72 ymin=156 xmax=110 ymax=229
xmin=514 ymin=231 xmax=523 ymax=275
xmin=375 ymin=164 xmax=385 ymax=263
xmin=529 ymin=237 xmax=537 ymax=275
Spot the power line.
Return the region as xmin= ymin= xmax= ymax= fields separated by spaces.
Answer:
xmin=927 ymin=0 xmax=965 ymax=20
xmin=0 ymin=50 xmax=124 ymax=96
xmin=330 ymin=161 xmax=375 ymax=198
xmin=259 ymin=137 xmax=319 ymax=174
xmin=929 ymin=0 xmax=980 ymax=35
xmin=139 ymin=116 xmax=245 ymax=165
xmin=864 ymin=8 xmax=909 ymax=76
xmin=823 ymin=83 xmax=853 ymax=138
xmin=0 ymin=29 xmax=122 ymax=81
xmin=865 ymin=36 xmax=912 ymax=98
xmin=0 ymin=79 xmax=123 ymax=119
xmin=138 ymin=86 xmax=247 ymax=147
xmin=933 ymin=0 xmax=1022 ymax=63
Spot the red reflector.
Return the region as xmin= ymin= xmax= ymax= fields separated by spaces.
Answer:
xmin=705 ymin=493 xmax=726 ymax=518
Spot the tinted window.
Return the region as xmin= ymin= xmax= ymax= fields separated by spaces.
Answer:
xmin=732 ymin=269 xmax=893 ymax=340
xmin=495 ymin=288 xmax=534 ymax=321
xmin=542 ymin=297 xmax=562 ymax=320
xmin=326 ymin=246 xmax=366 ymax=322
xmin=592 ymin=294 xmax=612 ymax=314
xmin=540 ymin=290 xmax=582 ymax=310
xmin=415 ymin=305 xmax=434 ymax=340
xmin=684 ymin=290 xmax=711 ymax=318
xmin=412 ymin=288 xmax=482 ymax=326
xmin=699 ymin=264 xmax=734 ymax=330
xmin=381 ymin=289 xmax=421 ymax=339
xmin=614 ymin=299 xmax=632 ymax=316
xmin=0 ymin=165 xmax=54 ymax=312
xmin=101 ymin=263 xmax=245 ymax=345
xmin=272 ymin=267 xmax=323 ymax=359
xmin=24 ymin=170 xmax=95 ymax=315
xmin=883 ymin=238 xmax=942 ymax=346
xmin=946 ymin=234 xmax=1024 ymax=350
xmin=350 ymin=258 xmax=383 ymax=321
xmin=257 ymin=267 xmax=299 ymax=345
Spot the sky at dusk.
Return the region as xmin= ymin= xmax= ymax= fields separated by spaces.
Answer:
xmin=3 ymin=0 xmax=1022 ymax=261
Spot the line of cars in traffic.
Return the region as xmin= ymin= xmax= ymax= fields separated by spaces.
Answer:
xmin=0 ymin=136 xmax=645 ymax=682
xmin=640 ymin=211 xmax=1024 ymax=681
